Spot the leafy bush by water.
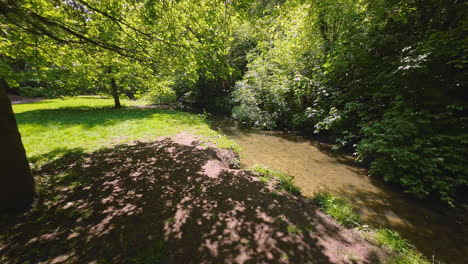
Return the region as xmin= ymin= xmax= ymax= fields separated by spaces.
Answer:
xmin=356 ymin=104 xmax=468 ymax=206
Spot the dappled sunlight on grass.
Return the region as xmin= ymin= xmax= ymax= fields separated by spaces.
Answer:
xmin=12 ymin=96 xmax=144 ymax=113
xmin=13 ymin=97 xmax=236 ymax=164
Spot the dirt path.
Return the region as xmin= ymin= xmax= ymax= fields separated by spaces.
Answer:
xmin=8 ymin=94 xmax=43 ymax=104
xmin=0 ymin=136 xmax=390 ymax=263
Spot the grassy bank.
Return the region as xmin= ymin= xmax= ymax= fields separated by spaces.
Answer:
xmin=13 ymin=96 xmax=238 ymax=165
xmin=251 ymin=164 xmax=435 ymax=264
xmin=313 ymin=192 xmax=437 ymax=264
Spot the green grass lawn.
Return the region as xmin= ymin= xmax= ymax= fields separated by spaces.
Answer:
xmin=13 ymin=96 xmax=237 ymax=165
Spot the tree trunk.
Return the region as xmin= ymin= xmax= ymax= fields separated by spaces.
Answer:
xmin=108 ymin=66 xmax=121 ymax=109
xmin=111 ymin=78 xmax=121 ymax=109
xmin=125 ymin=91 xmax=135 ymax=99
xmin=0 ymin=81 xmax=35 ymax=211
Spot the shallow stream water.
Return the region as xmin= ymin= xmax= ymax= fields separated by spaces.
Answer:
xmin=212 ymin=118 xmax=468 ymax=264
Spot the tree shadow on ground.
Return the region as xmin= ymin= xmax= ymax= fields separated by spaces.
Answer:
xmin=28 ymin=147 xmax=86 ymax=164
xmin=0 ymin=140 xmax=386 ymax=263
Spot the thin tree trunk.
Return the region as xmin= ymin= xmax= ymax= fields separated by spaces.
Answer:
xmin=111 ymin=78 xmax=121 ymax=108
xmin=0 ymin=81 xmax=35 ymax=211
xmin=108 ymin=66 xmax=121 ymax=108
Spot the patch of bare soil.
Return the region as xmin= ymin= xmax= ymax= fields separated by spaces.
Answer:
xmin=130 ymin=104 xmax=173 ymax=110
xmin=8 ymin=94 xmax=43 ymax=104
xmin=0 ymin=137 xmax=390 ymax=263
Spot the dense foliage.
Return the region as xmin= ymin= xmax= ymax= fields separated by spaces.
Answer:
xmin=230 ymin=0 xmax=468 ymax=205
xmin=1 ymin=0 xmax=466 ymax=205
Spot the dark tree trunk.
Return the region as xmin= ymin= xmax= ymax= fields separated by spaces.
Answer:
xmin=0 ymin=81 xmax=35 ymax=211
xmin=125 ymin=91 xmax=135 ymax=99
xmin=111 ymin=78 xmax=121 ymax=109
xmin=108 ymin=66 xmax=121 ymax=109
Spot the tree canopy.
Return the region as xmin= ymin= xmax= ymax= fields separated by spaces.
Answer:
xmin=1 ymin=0 xmax=467 ymax=205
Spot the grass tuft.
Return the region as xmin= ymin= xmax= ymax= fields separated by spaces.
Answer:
xmin=286 ymin=224 xmax=302 ymax=234
xmin=251 ymin=164 xmax=301 ymax=195
xmin=375 ymin=228 xmax=434 ymax=264
xmin=384 ymin=252 xmax=432 ymax=264
xmin=375 ymin=228 xmax=413 ymax=253
xmin=313 ymin=191 xmax=360 ymax=228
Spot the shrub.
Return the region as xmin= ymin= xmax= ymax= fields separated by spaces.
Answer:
xmin=231 ymin=103 xmax=277 ymax=129
xmin=142 ymin=82 xmax=176 ymax=105
xmin=356 ymin=103 xmax=468 ymax=206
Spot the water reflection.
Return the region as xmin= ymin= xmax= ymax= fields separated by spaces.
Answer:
xmin=212 ymin=118 xmax=468 ymax=264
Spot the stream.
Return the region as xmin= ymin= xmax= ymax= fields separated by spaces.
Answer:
xmin=212 ymin=118 xmax=468 ymax=264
